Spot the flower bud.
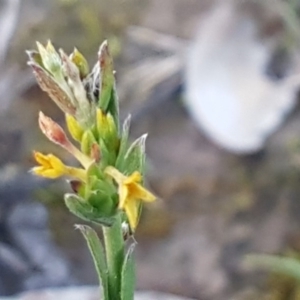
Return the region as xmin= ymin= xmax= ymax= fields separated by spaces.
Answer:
xmin=70 ymin=48 xmax=89 ymax=78
xmin=36 ymin=41 xmax=62 ymax=77
xmin=66 ymin=114 xmax=84 ymax=142
xmin=38 ymin=111 xmax=92 ymax=169
xmin=81 ymin=130 xmax=97 ymax=156
xmin=61 ymin=49 xmax=96 ymax=128
xmin=39 ymin=111 xmax=69 ymax=146
xmin=96 ymin=109 xmax=117 ymax=146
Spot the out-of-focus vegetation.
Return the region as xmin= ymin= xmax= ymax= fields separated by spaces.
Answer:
xmin=10 ymin=0 xmax=146 ymax=64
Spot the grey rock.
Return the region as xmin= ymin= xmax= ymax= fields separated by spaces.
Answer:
xmin=0 ymin=243 xmax=28 ymax=273
xmin=7 ymin=202 xmax=72 ymax=290
xmin=0 ymin=243 xmax=28 ymax=295
xmin=8 ymin=202 xmax=48 ymax=229
xmin=0 ymin=287 xmax=194 ymax=300
xmin=136 ymin=217 xmax=228 ymax=299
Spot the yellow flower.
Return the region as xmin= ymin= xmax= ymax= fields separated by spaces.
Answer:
xmin=105 ymin=166 xmax=156 ymax=230
xmin=32 ymin=151 xmax=86 ymax=181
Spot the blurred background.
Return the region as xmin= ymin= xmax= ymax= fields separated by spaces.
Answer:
xmin=2 ymin=0 xmax=300 ymax=299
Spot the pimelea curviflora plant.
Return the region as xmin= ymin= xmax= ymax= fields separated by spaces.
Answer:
xmin=28 ymin=40 xmax=156 ymax=300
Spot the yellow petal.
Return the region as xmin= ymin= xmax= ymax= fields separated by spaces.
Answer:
xmin=48 ymin=155 xmax=66 ymax=172
xmin=124 ymin=171 xmax=142 ymax=184
xmin=124 ymin=198 xmax=140 ymax=231
xmin=105 ymin=166 xmax=156 ymax=231
xmin=128 ymin=182 xmax=156 ymax=203
xmin=34 ymin=151 xmax=51 ymax=167
xmin=32 ymin=166 xmax=64 ymax=179
xmin=105 ymin=166 xmax=126 ymax=184
xmin=118 ymin=184 xmax=129 ymax=209
xmin=97 ymin=108 xmax=106 ymax=128
xmin=33 ymin=151 xmax=66 ymax=172
xmin=33 ymin=152 xmax=66 ymax=178
xmin=67 ymin=143 xmax=93 ymax=169
xmin=66 ymin=167 xmax=87 ymax=182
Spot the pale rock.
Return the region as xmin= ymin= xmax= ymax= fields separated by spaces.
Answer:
xmin=185 ymin=1 xmax=300 ymax=153
xmin=0 ymin=287 xmax=194 ymax=300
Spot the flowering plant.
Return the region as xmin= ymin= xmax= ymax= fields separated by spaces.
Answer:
xmin=28 ymin=40 xmax=156 ymax=300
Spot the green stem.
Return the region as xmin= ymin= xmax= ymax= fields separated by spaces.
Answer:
xmin=103 ymin=214 xmax=124 ymax=299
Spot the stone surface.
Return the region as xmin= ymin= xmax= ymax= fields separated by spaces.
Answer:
xmin=0 ymin=287 xmax=194 ymax=300
xmin=136 ymin=217 xmax=228 ymax=299
xmin=7 ymin=202 xmax=73 ymax=291
xmin=0 ymin=165 xmax=73 ymax=295
xmin=185 ymin=1 xmax=300 ymax=153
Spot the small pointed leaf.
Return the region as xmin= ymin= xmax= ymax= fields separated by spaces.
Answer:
xmin=121 ymin=243 xmax=136 ymax=300
xmin=28 ymin=62 xmax=76 ymax=115
xmin=115 ymin=115 xmax=131 ymax=169
xmin=64 ymin=193 xmax=115 ymax=226
xmin=76 ymin=225 xmax=109 ymax=300
xmin=245 ymin=254 xmax=300 ymax=281
xmin=98 ymin=41 xmax=119 ymax=126
xmin=121 ymin=134 xmax=147 ymax=175
xmin=98 ymin=41 xmax=114 ymax=111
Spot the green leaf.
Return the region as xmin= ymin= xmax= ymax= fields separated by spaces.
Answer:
xmin=28 ymin=62 xmax=76 ymax=116
xmin=36 ymin=41 xmax=62 ymax=77
xmin=115 ymin=115 xmax=131 ymax=170
xmin=99 ymin=41 xmax=115 ymax=105
xmin=122 ymin=134 xmax=147 ymax=175
xmin=26 ymin=50 xmax=44 ymax=68
xmin=98 ymin=41 xmax=119 ymax=128
xmin=245 ymin=254 xmax=300 ymax=281
xmin=116 ymin=133 xmax=147 ymax=229
xmin=88 ymin=176 xmax=115 ymax=197
xmin=98 ymin=41 xmax=114 ymax=110
xmin=86 ymin=163 xmax=104 ymax=180
xmin=121 ymin=243 xmax=136 ymax=300
xmin=99 ymin=138 xmax=116 ymax=167
xmin=87 ymin=190 xmax=117 ymax=215
xmin=106 ymin=87 xmax=120 ymax=130
xmin=64 ymin=193 xmax=115 ymax=226
xmin=76 ymin=225 xmax=109 ymax=300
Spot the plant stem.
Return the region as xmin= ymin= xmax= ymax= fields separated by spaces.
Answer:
xmin=103 ymin=214 xmax=124 ymax=299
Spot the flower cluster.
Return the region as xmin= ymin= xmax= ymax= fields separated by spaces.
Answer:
xmin=28 ymin=41 xmax=156 ymax=231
